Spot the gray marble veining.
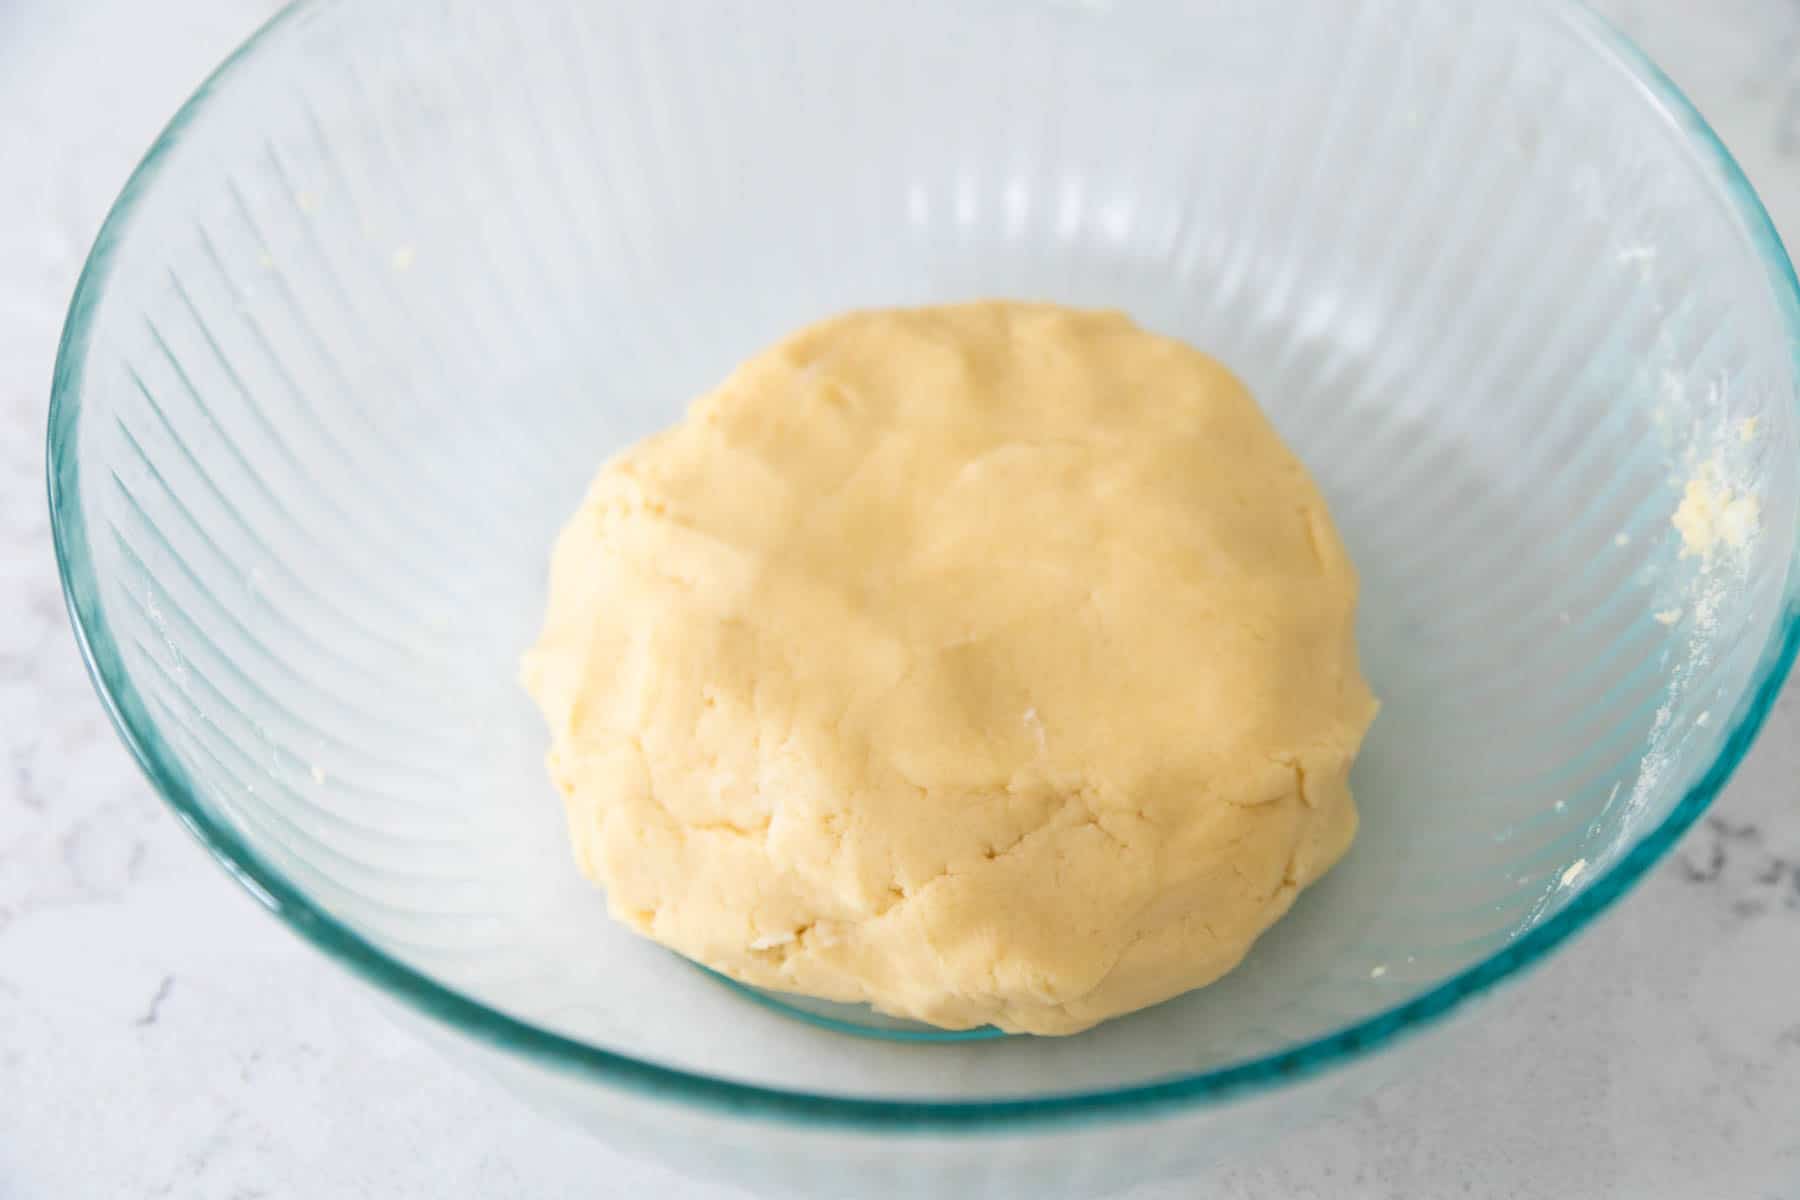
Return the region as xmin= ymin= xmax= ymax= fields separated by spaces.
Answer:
xmin=2 ymin=1 xmax=1798 ymax=1197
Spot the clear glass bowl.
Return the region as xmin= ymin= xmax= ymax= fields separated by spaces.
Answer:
xmin=48 ymin=0 xmax=1800 ymax=1195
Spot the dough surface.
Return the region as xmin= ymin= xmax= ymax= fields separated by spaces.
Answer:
xmin=523 ymin=303 xmax=1377 ymax=1035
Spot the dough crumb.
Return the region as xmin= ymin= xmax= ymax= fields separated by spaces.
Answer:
xmin=1672 ymin=461 xmax=1758 ymax=559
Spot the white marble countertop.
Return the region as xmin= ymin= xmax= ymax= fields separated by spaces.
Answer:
xmin=4 ymin=1 xmax=1799 ymax=1196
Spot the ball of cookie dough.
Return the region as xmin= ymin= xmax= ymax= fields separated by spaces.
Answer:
xmin=522 ymin=302 xmax=1377 ymax=1036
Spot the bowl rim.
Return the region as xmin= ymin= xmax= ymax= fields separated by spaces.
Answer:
xmin=46 ymin=0 xmax=1800 ymax=1136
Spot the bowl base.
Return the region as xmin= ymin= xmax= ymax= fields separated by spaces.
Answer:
xmin=703 ymin=969 xmax=1009 ymax=1043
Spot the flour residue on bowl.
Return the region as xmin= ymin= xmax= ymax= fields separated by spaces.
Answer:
xmin=1558 ymin=367 xmax=1773 ymax=911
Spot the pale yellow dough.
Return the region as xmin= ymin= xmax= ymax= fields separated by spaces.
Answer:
xmin=522 ymin=303 xmax=1377 ymax=1035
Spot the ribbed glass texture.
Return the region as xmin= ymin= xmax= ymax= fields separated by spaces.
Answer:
xmin=48 ymin=0 xmax=1800 ymax=1194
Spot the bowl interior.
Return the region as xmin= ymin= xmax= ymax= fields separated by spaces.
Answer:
xmin=55 ymin=0 xmax=1798 ymax=1104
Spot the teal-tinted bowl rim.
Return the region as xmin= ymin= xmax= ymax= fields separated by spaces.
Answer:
xmin=46 ymin=0 xmax=1800 ymax=1135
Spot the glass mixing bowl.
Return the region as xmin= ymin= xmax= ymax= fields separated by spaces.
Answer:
xmin=48 ymin=0 xmax=1800 ymax=1195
